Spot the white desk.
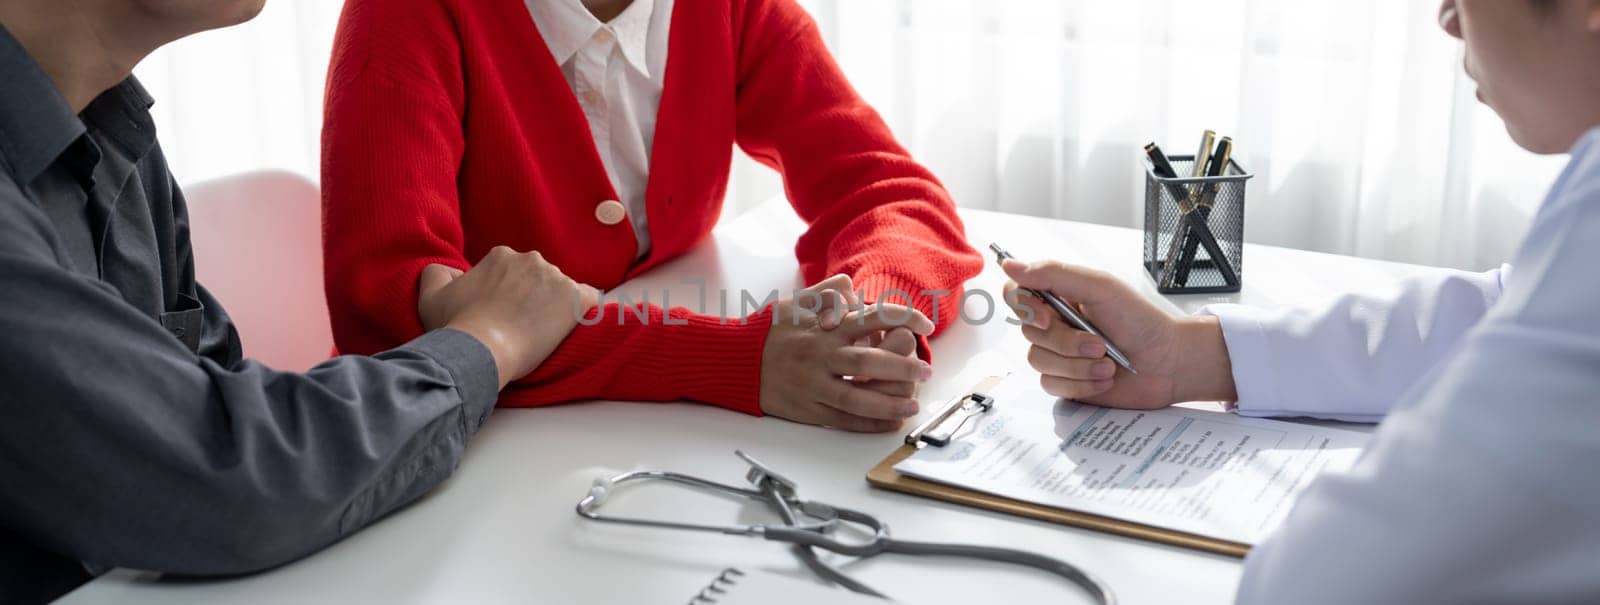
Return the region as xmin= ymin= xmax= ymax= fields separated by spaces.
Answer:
xmin=62 ymin=201 xmax=1441 ymax=604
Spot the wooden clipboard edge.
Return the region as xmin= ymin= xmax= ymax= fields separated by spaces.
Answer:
xmin=866 ymin=382 xmax=1250 ymax=559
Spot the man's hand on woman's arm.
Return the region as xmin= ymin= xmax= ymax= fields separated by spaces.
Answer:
xmin=1000 ymin=259 xmax=1236 ymax=408
xmin=416 ymin=246 xmax=599 ymax=389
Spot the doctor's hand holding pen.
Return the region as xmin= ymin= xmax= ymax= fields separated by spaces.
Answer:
xmin=1001 ymin=259 xmax=1237 ymax=409
xmin=416 ymin=246 xmax=601 ymax=389
xmin=761 ymin=274 xmax=936 ymax=433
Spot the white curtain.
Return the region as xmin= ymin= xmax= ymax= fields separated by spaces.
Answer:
xmin=134 ymin=1 xmax=341 ymax=186
xmin=139 ymin=0 xmax=1567 ymax=272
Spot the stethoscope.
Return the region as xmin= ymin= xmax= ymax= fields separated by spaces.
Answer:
xmin=575 ymin=450 xmax=1116 ymax=604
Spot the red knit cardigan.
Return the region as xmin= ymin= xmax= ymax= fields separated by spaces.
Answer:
xmin=320 ymin=0 xmax=983 ymax=415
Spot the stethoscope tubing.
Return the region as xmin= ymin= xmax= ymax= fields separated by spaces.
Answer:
xmin=578 ymin=467 xmax=1116 ymax=605
xmin=761 ymin=526 xmax=1115 ymax=605
xmin=754 ymin=473 xmax=890 ymax=598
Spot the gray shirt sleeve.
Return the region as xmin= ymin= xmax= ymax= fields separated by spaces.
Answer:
xmin=0 ymin=212 xmax=499 ymax=576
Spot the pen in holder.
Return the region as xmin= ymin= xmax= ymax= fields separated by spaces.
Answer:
xmin=1142 ymin=155 xmax=1251 ymax=294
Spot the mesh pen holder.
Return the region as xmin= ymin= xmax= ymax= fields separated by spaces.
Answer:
xmin=1142 ymin=156 xmax=1251 ymax=294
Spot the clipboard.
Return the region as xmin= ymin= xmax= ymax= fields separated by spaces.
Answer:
xmin=865 ymin=376 xmax=1250 ymax=558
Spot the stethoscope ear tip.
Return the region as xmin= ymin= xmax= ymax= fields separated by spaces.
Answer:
xmin=576 ymin=475 xmax=616 ymax=516
xmin=588 ymin=476 xmax=614 ymax=502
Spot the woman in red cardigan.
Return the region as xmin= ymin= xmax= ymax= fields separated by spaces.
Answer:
xmin=321 ymin=0 xmax=984 ymax=432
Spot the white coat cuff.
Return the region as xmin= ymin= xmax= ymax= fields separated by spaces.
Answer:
xmin=1197 ymin=304 xmax=1282 ymax=417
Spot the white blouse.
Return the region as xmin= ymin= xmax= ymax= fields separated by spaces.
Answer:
xmin=525 ymin=0 xmax=674 ymax=259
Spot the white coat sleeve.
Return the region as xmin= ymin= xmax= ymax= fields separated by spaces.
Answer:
xmin=1233 ymin=159 xmax=1600 ymax=603
xmin=1198 ymin=266 xmax=1506 ymax=422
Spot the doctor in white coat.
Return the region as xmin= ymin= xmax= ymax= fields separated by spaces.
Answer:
xmin=1004 ymin=0 xmax=1600 ymax=602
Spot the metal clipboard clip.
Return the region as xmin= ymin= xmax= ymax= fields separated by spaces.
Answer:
xmin=905 ymin=390 xmax=995 ymax=448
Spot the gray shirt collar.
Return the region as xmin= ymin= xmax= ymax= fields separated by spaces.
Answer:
xmin=0 ymin=23 xmax=157 ymax=186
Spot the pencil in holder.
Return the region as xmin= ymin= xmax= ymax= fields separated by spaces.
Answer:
xmin=1142 ymin=155 xmax=1251 ymax=294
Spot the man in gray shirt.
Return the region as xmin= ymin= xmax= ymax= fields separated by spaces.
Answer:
xmin=0 ymin=2 xmax=594 ymax=602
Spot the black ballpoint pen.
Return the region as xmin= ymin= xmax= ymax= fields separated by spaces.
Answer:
xmin=991 ymin=243 xmax=1138 ymax=375
xmin=1160 ymin=130 xmax=1214 ymax=288
xmin=1176 ymin=136 xmax=1234 ymax=286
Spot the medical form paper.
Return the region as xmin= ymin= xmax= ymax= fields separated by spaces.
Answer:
xmin=894 ymin=379 xmax=1369 ymax=545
